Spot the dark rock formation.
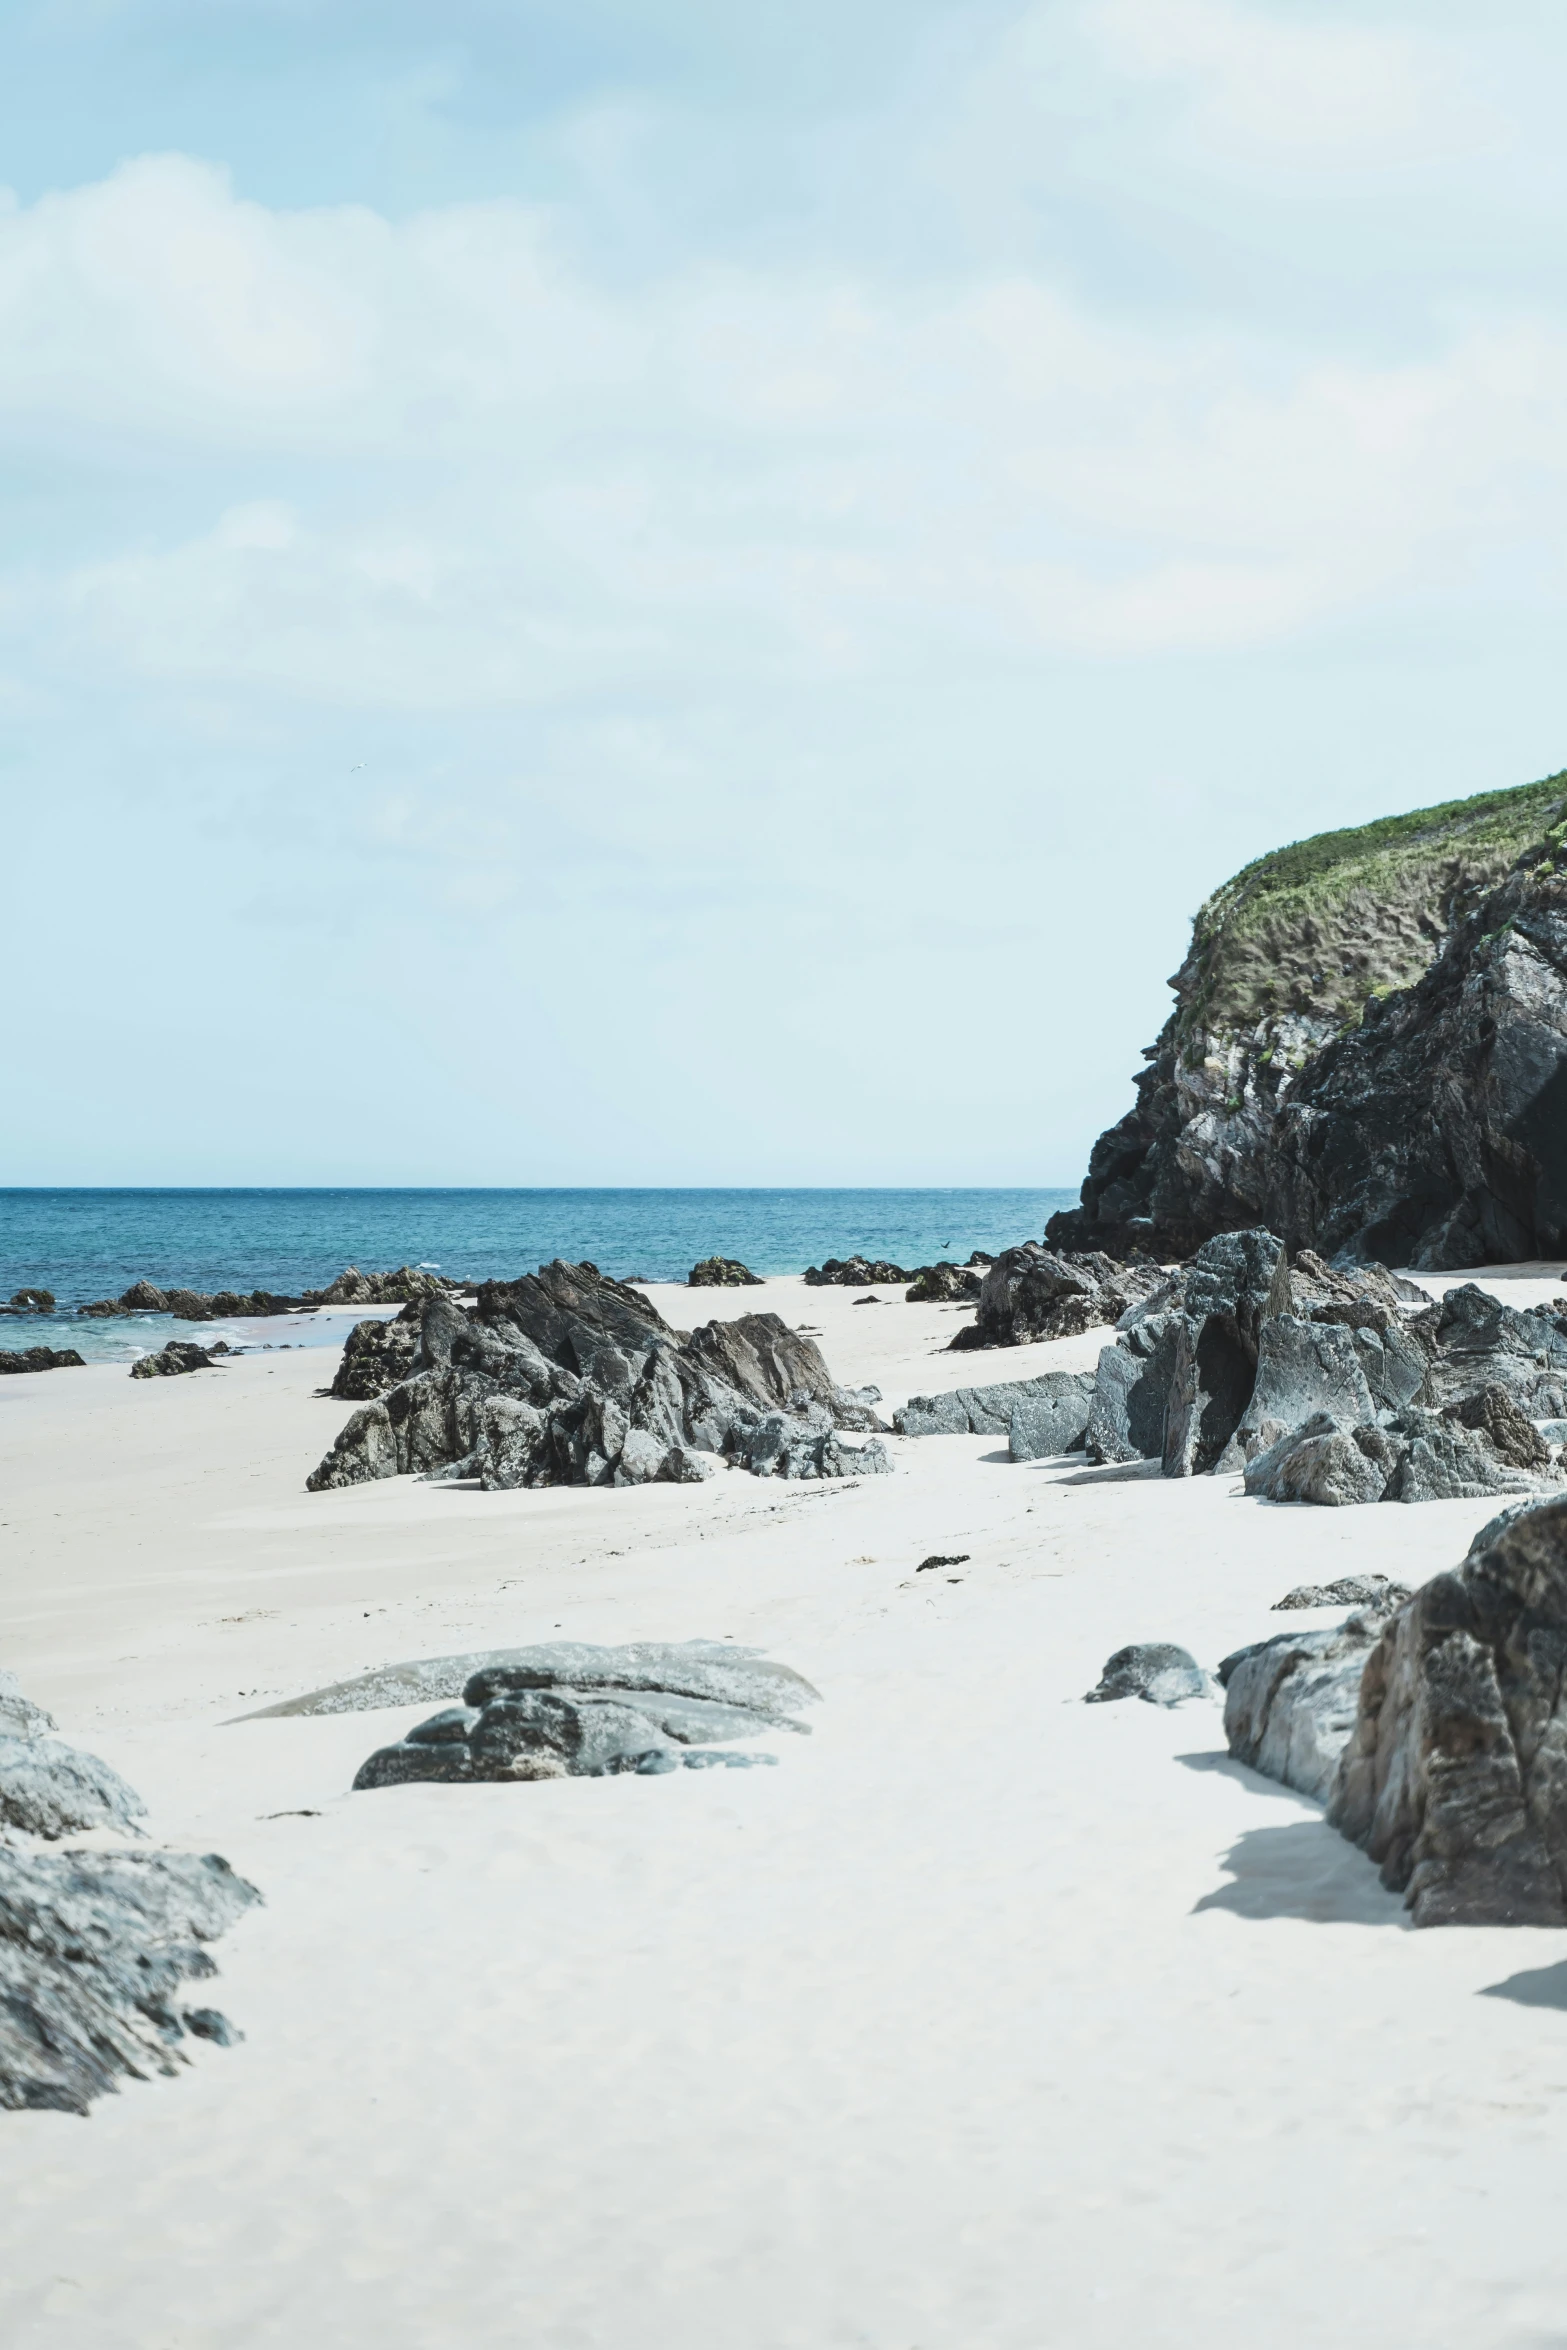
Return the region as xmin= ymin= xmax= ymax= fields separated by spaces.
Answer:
xmin=312 ymin=1265 xmax=455 ymax=1306
xmin=1084 ymin=1644 xmax=1213 ymax=1706
xmin=1272 ymin=1575 xmax=1413 ymax=1611
xmin=688 ymin=1257 xmax=763 ymax=1287
xmin=329 ymin=1306 xmax=422 ymax=1401
xmin=1221 ymin=1608 xmax=1390 ymax=1802
xmin=904 ymin=1262 xmax=983 ymax=1304
xmin=1162 ymin=1229 xmax=1288 ymax=1474
xmin=354 ymin=1641 xmax=817 ymax=1787
xmin=950 ymin=1245 xmax=1165 ymax=1353
xmin=1244 ymin=1406 xmax=1560 ymax=1507
xmin=0 ymin=1347 xmax=85 ymax=1374
xmin=2 ymin=1288 xmax=55 ymax=1314
xmin=804 ymin=1257 xmax=912 ymax=1286
xmin=1408 ymin=1284 xmax=1567 ymax=1414
xmin=892 ymin=1371 xmax=1094 ymax=1458
xmin=1047 ymin=775 xmax=1567 ymax=1270
xmin=130 ymin=1341 xmax=221 ymax=1379
xmin=307 ymin=1267 xmax=890 ymax=1492
xmin=1328 ymin=1495 xmax=1567 ymax=1922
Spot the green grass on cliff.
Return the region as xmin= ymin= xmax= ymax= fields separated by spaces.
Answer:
xmin=1180 ymin=770 xmax=1567 ymax=1048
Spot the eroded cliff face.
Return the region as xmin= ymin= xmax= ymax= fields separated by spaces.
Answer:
xmin=1049 ymin=773 xmax=1567 ymax=1270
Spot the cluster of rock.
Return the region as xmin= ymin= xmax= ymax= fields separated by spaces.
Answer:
xmin=308 ymin=1260 xmax=890 ymax=1492
xmin=78 ymin=1265 xmax=456 ymax=1321
xmin=950 ymin=1245 xmax=1165 ymax=1350
xmin=329 ymin=1304 xmax=422 ymax=1399
xmin=1073 ymin=1227 xmax=1567 ymax=1507
xmin=0 ymin=1346 xmax=84 ymax=1375
xmin=0 ymin=1288 xmax=55 ymax=1315
xmin=688 ymin=1258 xmax=763 ymax=1287
xmin=130 ymin=1339 xmax=229 ymax=1380
xmin=350 ymin=1640 xmax=817 ymax=1787
xmin=0 ymin=1670 xmax=258 ymax=2111
xmin=804 ymin=1256 xmax=913 ymax=1286
xmin=1218 ymin=1496 xmax=1567 ymax=1925
xmin=905 ymin=1257 xmax=992 ymax=1304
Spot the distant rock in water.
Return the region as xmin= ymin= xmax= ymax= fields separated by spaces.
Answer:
xmin=0 ymin=1347 xmax=84 ymax=1375
xmin=309 ymin=1261 xmax=890 ymax=1492
xmin=353 ymin=1640 xmax=817 ymax=1787
xmin=688 ymin=1257 xmax=763 ymax=1287
xmin=949 ymin=1245 xmax=1164 ymax=1351
xmin=77 ymin=1265 xmax=458 ymax=1322
xmin=0 ymin=1288 xmax=55 ymax=1315
xmin=804 ymin=1256 xmax=913 ymax=1287
xmin=1047 ymin=771 xmax=1567 ymax=1269
xmin=130 ymin=1341 xmax=222 ymax=1379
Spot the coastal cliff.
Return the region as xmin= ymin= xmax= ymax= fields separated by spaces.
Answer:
xmin=1049 ymin=771 xmax=1567 ymax=1270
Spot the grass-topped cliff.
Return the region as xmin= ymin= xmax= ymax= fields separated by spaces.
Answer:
xmin=1175 ymin=771 xmax=1567 ymax=1054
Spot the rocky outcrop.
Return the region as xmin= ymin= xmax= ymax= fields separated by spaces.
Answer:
xmin=1084 ymin=1645 xmax=1214 ymax=1706
xmin=80 ymin=1280 xmax=307 ymax=1320
xmin=1162 ymin=1229 xmax=1287 ymax=1474
xmin=307 ymin=1265 xmax=890 ymax=1492
xmin=1272 ymin=1575 xmax=1412 ymax=1611
xmin=804 ymin=1257 xmax=912 ymax=1286
xmin=1048 ymin=773 xmax=1567 ymax=1268
xmin=1244 ymin=1405 xmax=1561 ymax=1507
xmin=1221 ymin=1607 xmax=1391 ymax=1802
xmin=1328 ymin=1495 xmax=1567 ymax=1923
xmin=949 ymin=1245 xmax=1165 ymax=1352
xmin=904 ymin=1261 xmax=986 ymax=1304
xmin=130 ymin=1340 xmax=222 ymax=1379
xmin=0 ymin=1676 xmax=258 ymax=2108
xmin=1 ymin=1288 xmax=55 ymax=1314
xmin=329 ymin=1307 xmax=422 ymax=1400
xmin=313 ymin=1265 xmax=456 ymax=1306
xmin=892 ymin=1371 xmax=1094 ymax=1459
xmin=353 ymin=1641 xmax=817 ymax=1787
xmin=0 ymin=1346 xmax=85 ymax=1374
xmin=688 ymin=1257 xmax=762 ymax=1287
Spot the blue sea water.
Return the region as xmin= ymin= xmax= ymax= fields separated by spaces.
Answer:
xmin=0 ymin=1189 xmax=1074 ymax=1362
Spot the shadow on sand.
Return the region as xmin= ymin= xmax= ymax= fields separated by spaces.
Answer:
xmin=1480 ymin=1961 xmax=1567 ymax=2011
xmin=1192 ymin=1818 xmax=1408 ymax=1928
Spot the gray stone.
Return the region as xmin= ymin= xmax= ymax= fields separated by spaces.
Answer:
xmin=1329 ymin=1494 xmax=1567 ymax=1923
xmin=1272 ymin=1576 xmax=1413 ymax=1611
xmin=892 ymin=1371 xmax=1093 ymax=1447
xmin=242 ymin=1640 xmax=821 ymax=1723
xmin=1082 ymin=1316 xmax=1182 ymax=1464
xmin=1008 ymin=1384 xmax=1095 ymax=1461
xmin=1243 ymin=1404 xmax=1563 ymax=1509
xmin=1216 ymin=1315 xmax=1375 ymax=1472
xmin=130 ymin=1340 xmax=219 ymax=1380
xmin=1163 ymin=1229 xmax=1287 ymax=1477
xmin=1084 ymin=1643 xmax=1214 ymax=1707
xmin=950 ymin=1245 xmax=1164 ymax=1352
xmin=1243 ymin=1414 xmax=1390 ymax=1506
xmin=330 ymin=1310 xmax=421 ymax=1401
xmin=0 ymin=1847 xmax=259 ymax=2113
xmin=1441 ymin=1383 xmax=1554 ymax=1470
xmin=1222 ymin=1611 xmax=1385 ymax=1801
xmin=0 ymin=1735 xmax=148 ymax=1840
xmin=0 ymin=1670 xmax=55 ymax=1739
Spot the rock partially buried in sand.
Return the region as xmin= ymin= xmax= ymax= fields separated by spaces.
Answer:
xmin=0 ymin=1347 xmax=85 ymax=1375
xmin=350 ymin=1641 xmax=819 ymax=1788
xmin=1271 ymin=1575 xmax=1413 ymax=1611
xmin=1220 ymin=1609 xmax=1392 ymax=1804
xmin=130 ymin=1340 xmax=223 ymax=1380
xmin=893 ymin=1371 xmax=1093 ymax=1453
xmin=1084 ymin=1644 xmax=1214 ymax=1707
xmin=688 ymin=1257 xmax=763 ymax=1287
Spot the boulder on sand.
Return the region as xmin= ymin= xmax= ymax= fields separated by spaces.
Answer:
xmin=893 ymin=1371 xmax=1094 ymax=1453
xmin=904 ymin=1262 xmax=983 ymax=1304
xmin=950 ymin=1245 xmax=1164 ymax=1352
xmin=329 ymin=1307 xmax=422 ymax=1401
xmin=1221 ymin=1608 xmax=1390 ymax=1802
xmin=804 ymin=1257 xmax=912 ymax=1287
xmin=130 ymin=1341 xmax=221 ymax=1380
xmin=353 ymin=1640 xmax=818 ymax=1787
xmin=1244 ymin=1405 xmax=1561 ymax=1507
xmin=1084 ymin=1644 xmax=1214 ymax=1707
xmin=688 ymin=1257 xmax=763 ymax=1287
xmin=1329 ymin=1494 xmax=1567 ymax=1924
xmin=0 ymin=1347 xmax=85 ymax=1375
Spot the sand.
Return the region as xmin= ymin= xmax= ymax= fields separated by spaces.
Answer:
xmin=3 ymin=1271 xmax=1567 ymax=2347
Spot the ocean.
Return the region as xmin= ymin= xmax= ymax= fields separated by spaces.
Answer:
xmin=0 ymin=1188 xmax=1075 ymax=1362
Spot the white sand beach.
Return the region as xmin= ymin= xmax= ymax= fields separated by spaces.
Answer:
xmin=5 ymin=1273 xmax=1567 ymax=2348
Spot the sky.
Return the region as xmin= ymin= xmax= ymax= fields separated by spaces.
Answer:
xmin=6 ymin=0 xmax=1567 ymax=1185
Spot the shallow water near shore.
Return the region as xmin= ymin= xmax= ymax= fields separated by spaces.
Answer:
xmin=0 ymin=1187 xmax=1072 ymax=1362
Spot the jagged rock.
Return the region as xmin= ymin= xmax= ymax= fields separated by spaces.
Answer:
xmin=1214 ymin=1316 xmax=1375 ymax=1472
xmin=1273 ymin=1575 xmax=1413 ymax=1611
xmin=313 ymin=1265 xmax=455 ymax=1306
xmin=1163 ymin=1229 xmax=1287 ymax=1476
xmin=1082 ymin=1314 xmax=1184 ymax=1463
xmin=1045 ymin=775 xmax=1567 ymax=1267
xmin=1221 ymin=1609 xmax=1389 ymax=1802
xmin=0 ymin=1736 xmax=148 ymax=1840
xmin=1442 ymin=1383 xmax=1554 ymax=1469
xmin=688 ymin=1257 xmax=762 ymax=1287
xmin=3 ymin=1288 xmax=55 ymax=1314
xmin=893 ymin=1372 xmax=1093 ymax=1447
xmin=129 ymin=1341 xmax=220 ymax=1380
xmin=949 ymin=1245 xmax=1164 ymax=1353
xmin=1244 ymin=1404 xmax=1561 ymax=1507
xmin=0 ymin=1347 xmax=85 ymax=1374
xmin=1328 ymin=1494 xmax=1567 ymax=1922
xmin=0 ymin=1847 xmax=258 ymax=2112
xmin=353 ymin=1641 xmax=819 ymax=1789
xmin=1084 ymin=1644 xmax=1213 ymax=1706
xmin=904 ymin=1262 xmax=983 ymax=1304
xmin=308 ymin=1282 xmax=885 ymax=1492
xmin=803 ymin=1257 xmax=913 ymax=1286
xmin=1410 ymin=1284 xmax=1567 ymax=1414
xmin=329 ymin=1307 xmax=422 ymax=1401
